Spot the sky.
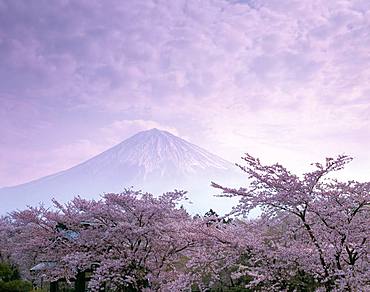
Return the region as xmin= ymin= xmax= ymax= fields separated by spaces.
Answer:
xmin=1 ymin=0 xmax=370 ymax=187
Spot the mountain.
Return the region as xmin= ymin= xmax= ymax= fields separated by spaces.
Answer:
xmin=0 ymin=129 xmax=244 ymax=214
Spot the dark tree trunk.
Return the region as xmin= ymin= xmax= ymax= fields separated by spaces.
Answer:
xmin=75 ymin=272 xmax=86 ymax=292
xmin=50 ymin=281 xmax=58 ymax=292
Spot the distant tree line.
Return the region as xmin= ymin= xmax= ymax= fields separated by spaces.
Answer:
xmin=0 ymin=154 xmax=369 ymax=291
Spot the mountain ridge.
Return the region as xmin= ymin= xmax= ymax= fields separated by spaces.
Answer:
xmin=0 ymin=128 xmax=243 ymax=214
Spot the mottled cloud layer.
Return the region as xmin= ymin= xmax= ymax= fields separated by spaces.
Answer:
xmin=1 ymin=0 xmax=370 ymax=186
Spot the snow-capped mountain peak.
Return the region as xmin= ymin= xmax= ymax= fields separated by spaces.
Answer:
xmin=0 ymin=129 xmax=243 ymax=214
xmin=84 ymin=128 xmax=232 ymax=177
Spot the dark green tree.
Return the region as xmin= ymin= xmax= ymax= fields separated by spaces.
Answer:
xmin=0 ymin=262 xmax=32 ymax=292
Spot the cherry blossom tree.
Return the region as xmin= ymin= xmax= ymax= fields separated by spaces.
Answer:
xmin=6 ymin=190 xmax=201 ymax=291
xmin=0 ymin=216 xmax=12 ymax=262
xmin=6 ymin=204 xmax=80 ymax=284
xmin=3 ymin=154 xmax=369 ymax=291
xmin=183 ymin=215 xmax=260 ymax=291
xmin=3 ymin=190 xmax=257 ymax=291
xmin=68 ymin=190 xmax=197 ymax=291
xmin=213 ymin=154 xmax=370 ymax=291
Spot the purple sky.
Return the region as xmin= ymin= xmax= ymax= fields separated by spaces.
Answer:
xmin=1 ymin=0 xmax=370 ymax=187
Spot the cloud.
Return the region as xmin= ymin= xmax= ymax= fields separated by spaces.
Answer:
xmin=1 ymin=0 xmax=370 ymax=185
xmin=1 ymin=0 xmax=369 ymax=110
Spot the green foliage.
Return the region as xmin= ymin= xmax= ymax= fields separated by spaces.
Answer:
xmin=191 ymin=250 xmax=253 ymax=292
xmin=284 ymin=270 xmax=319 ymax=292
xmin=0 ymin=262 xmax=32 ymax=292
xmin=0 ymin=279 xmax=33 ymax=292
xmin=0 ymin=262 xmax=20 ymax=282
xmin=31 ymin=289 xmax=48 ymax=292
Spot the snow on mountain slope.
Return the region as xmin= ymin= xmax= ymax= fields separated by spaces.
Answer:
xmin=74 ymin=128 xmax=233 ymax=178
xmin=0 ymin=129 xmax=244 ymax=214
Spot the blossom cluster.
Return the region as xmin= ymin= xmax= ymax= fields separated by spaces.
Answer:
xmin=1 ymin=155 xmax=369 ymax=291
